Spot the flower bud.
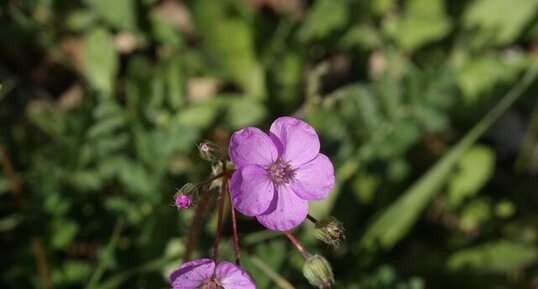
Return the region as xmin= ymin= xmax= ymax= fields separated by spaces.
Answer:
xmin=174 ymin=194 xmax=192 ymax=209
xmin=303 ymin=255 xmax=334 ymax=289
xmin=314 ymin=216 xmax=345 ymax=248
xmin=174 ymin=183 xmax=199 ymax=209
xmin=198 ymin=141 xmax=222 ymax=163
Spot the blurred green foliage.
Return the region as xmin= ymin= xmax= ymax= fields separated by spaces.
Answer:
xmin=1 ymin=0 xmax=538 ymax=288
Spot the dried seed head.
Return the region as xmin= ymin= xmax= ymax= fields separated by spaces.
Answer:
xmin=314 ymin=216 xmax=345 ymax=248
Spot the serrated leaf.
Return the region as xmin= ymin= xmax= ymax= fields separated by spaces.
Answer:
xmin=464 ymin=0 xmax=538 ymax=46
xmin=389 ymin=0 xmax=452 ymax=51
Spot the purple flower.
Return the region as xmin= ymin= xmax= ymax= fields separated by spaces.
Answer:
xmin=169 ymin=258 xmax=255 ymax=289
xmin=175 ymin=194 xmax=192 ymax=209
xmin=229 ymin=116 xmax=335 ymax=231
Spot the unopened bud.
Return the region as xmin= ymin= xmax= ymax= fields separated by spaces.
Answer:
xmin=198 ymin=141 xmax=222 ymax=163
xmin=174 ymin=183 xmax=199 ymax=209
xmin=174 ymin=194 xmax=192 ymax=209
xmin=303 ymin=255 xmax=334 ymax=289
xmin=314 ymin=216 xmax=345 ymax=248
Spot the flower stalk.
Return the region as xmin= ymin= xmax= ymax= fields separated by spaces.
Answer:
xmin=229 ymin=194 xmax=241 ymax=265
xmin=183 ymin=185 xmax=216 ymax=262
xmin=284 ymin=230 xmax=311 ymax=259
xmin=212 ymin=160 xmax=228 ymax=261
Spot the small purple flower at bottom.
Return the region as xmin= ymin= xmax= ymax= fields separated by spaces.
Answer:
xmin=175 ymin=194 xmax=192 ymax=209
xmin=169 ymin=258 xmax=255 ymax=289
xmin=229 ymin=117 xmax=335 ymax=231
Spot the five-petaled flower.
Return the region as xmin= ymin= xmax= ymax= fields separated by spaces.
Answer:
xmin=229 ymin=116 xmax=335 ymax=231
xmin=169 ymin=258 xmax=255 ymax=289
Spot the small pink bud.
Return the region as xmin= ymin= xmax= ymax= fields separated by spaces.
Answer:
xmin=198 ymin=141 xmax=222 ymax=163
xmin=175 ymin=194 xmax=192 ymax=209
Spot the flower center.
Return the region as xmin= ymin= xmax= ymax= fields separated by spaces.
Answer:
xmin=267 ymin=159 xmax=295 ymax=185
xmin=198 ymin=279 xmax=223 ymax=289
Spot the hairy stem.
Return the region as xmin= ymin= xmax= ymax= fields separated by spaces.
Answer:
xmin=212 ymin=161 xmax=228 ymax=261
xmin=229 ymin=192 xmax=241 ymax=265
xmin=283 ymin=231 xmax=311 ymax=259
xmin=196 ymin=173 xmax=223 ymax=187
xmin=0 ymin=142 xmax=53 ymax=289
xmin=183 ymin=184 xmax=215 ymax=262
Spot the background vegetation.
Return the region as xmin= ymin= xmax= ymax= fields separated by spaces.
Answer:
xmin=1 ymin=0 xmax=538 ymax=288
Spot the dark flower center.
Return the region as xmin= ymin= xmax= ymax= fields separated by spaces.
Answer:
xmin=198 ymin=279 xmax=223 ymax=289
xmin=267 ymin=159 xmax=295 ymax=184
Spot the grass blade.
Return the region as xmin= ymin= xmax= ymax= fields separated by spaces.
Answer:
xmin=361 ymin=60 xmax=538 ymax=250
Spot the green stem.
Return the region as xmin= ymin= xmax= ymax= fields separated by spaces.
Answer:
xmin=86 ymin=219 xmax=124 ymax=289
xmin=212 ymin=161 xmax=228 ymax=261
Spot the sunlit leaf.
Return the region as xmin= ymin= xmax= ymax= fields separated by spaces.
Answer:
xmin=83 ymin=28 xmax=119 ymax=95
xmin=447 ymin=145 xmax=495 ymax=208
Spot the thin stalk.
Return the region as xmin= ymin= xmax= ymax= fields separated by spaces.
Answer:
xmin=229 ymin=191 xmax=241 ymax=265
xmin=183 ymin=186 xmax=214 ymax=262
xmin=306 ymin=214 xmax=318 ymax=223
xmin=196 ymin=173 xmax=223 ymax=187
xmin=0 ymin=142 xmax=53 ymax=289
xmin=212 ymin=161 xmax=228 ymax=261
xmin=86 ymin=219 xmax=124 ymax=289
xmin=283 ymin=231 xmax=311 ymax=259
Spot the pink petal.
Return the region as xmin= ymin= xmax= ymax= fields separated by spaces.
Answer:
xmin=229 ymin=127 xmax=278 ymax=167
xmin=269 ymin=116 xmax=320 ymax=166
xmin=256 ymin=184 xmax=308 ymax=231
xmin=230 ymin=165 xmax=275 ymax=216
xmin=290 ymin=154 xmax=335 ymax=201
xmin=169 ymin=258 xmax=215 ymax=289
xmin=216 ymin=262 xmax=256 ymax=289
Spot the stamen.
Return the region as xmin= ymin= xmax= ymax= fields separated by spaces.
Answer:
xmin=267 ymin=159 xmax=295 ymax=184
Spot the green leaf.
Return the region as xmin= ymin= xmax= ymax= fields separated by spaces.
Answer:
xmin=464 ymin=0 xmax=538 ymax=46
xmin=224 ymin=96 xmax=267 ymax=129
xmin=83 ymin=27 xmax=119 ymax=95
xmin=84 ymin=0 xmax=137 ymax=30
xmin=52 ymin=220 xmax=79 ymax=249
xmin=447 ymin=145 xmax=495 ymax=208
xmin=0 ymin=176 xmax=10 ymax=195
xmin=177 ymin=100 xmax=221 ymax=129
xmin=62 ymin=261 xmax=92 ymax=284
xmin=447 ymin=240 xmax=537 ymax=272
xmin=150 ymin=15 xmax=183 ymax=46
xmin=455 ymin=53 xmax=528 ymax=104
xmin=388 ymin=0 xmax=452 ymax=51
xmin=299 ymin=0 xmax=349 ymax=41
xmin=191 ymin=0 xmax=265 ymax=99
xmin=360 ymin=61 xmax=538 ymax=250
xmin=0 ymin=214 xmax=22 ymax=232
